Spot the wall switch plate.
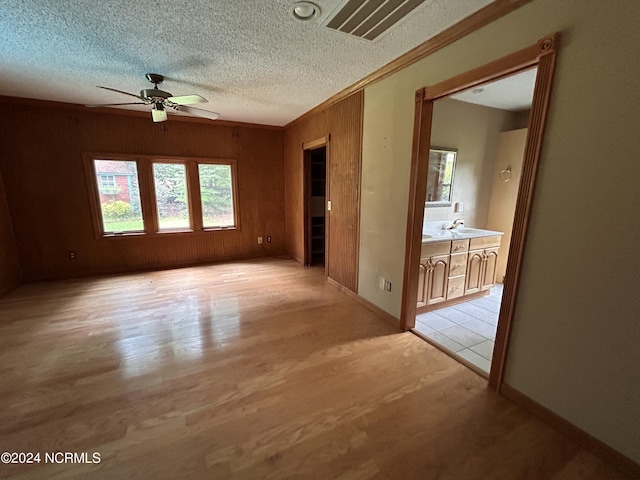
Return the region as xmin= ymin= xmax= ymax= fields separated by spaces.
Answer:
xmin=327 ymin=200 xmax=332 ymax=212
xmin=385 ymin=280 xmax=392 ymax=292
xmin=455 ymin=202 xmax=464 ymax=213
xmin=258 ymin=236 xmax=263 ymax=244
xmin=378 ymin=276 xmax=385 ymax=290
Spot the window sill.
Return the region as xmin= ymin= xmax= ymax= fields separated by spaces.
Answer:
xmin=99 ymin=227 xmax=239 ymax=239
xmin=203 ymin=226 xmax=237 ymax=231
xmin=157 ymin=228 xmax=194 ymax=234
xmin=102 ymin=231 xmax=145 ymax=238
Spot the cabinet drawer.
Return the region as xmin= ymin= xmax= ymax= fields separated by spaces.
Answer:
xmin=451 ymin=239 xmax=469 ymax=253
xmin=447 ymin=275 xmax=466 ymax=299
xmin=449 ymin=252 xmax=468 ymax=276
xmin=469 ymin=235 xmax=501 ymax=249
xmin=421 ymin=241 xmax=451 ymax=257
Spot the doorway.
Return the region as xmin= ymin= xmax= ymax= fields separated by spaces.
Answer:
xmin=401 ymin=34 xmax=559 ymax=390
xmin=304 ymin=145 xmax=327 ymax=267
xmin=413 ymin=68 xmax=536 ymax=377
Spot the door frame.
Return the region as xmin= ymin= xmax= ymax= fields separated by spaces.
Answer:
xmin=303 ymin=137 xmax=328 ymax=273
xmin=400 ymin=34 xmax=559 ymax=390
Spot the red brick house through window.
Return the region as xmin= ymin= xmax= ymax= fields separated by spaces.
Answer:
xmin=94 ymin=160 xmax=135 ymax=204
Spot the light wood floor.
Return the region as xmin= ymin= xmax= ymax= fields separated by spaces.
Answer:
xmin=0 ymin=258 xmax=630 ymax=479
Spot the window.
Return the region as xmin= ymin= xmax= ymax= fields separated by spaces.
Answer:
xmin=199 ymin=163 xmax=236 ymax=228
xmin=85 ymin=154 xmax=239 ymax=237
xmin=153 ymin=163 xmax=190 ymax=230
xmin=99 ymin=175 xmax=117 ymax=193
xmin=93 ymin=160 xmax=144 ymax=233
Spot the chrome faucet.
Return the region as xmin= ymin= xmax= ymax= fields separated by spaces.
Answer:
xmin=446 ymin=218 xmax=465 ymax=230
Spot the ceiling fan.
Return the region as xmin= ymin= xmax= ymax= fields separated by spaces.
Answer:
xmin=86 ymin=73 xmax=220 ymax=123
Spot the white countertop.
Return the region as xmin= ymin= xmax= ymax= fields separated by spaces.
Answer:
xmin=422 ymin=227 xmax=504 ymax=243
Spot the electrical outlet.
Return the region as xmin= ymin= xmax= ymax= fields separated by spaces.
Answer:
xmin=266 ymin=236 xmax=272 ymax=243
xmin=258 ymin=236 xmax=263 ymax=244
xmin=385 ymin=280 xmax=392 ymax=292
xmin=378 ymin=276 xmax=385 ymax=290
xmin=69 ymin=251 xmax=76 ymax=260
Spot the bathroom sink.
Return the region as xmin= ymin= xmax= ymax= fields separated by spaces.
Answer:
xmin=423 ymin=226 xmax=503 ymax=241
xmin=423 ymin=230 xmax=449 ymax=239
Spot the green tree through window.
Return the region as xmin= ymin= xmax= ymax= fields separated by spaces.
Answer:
xmin=153 ymin=163 xmax=190 ymax=230
xmin=199 ymin=164 xmax=235 ymax=228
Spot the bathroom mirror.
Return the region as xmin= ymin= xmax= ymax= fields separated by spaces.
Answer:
xmin=425 ymin=147 xmax=457 ymax=207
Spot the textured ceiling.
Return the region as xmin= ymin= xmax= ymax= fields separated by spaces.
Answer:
xmin=1 ymin=0 xmax=494 ymax=126
xmin=449 ymin=67 xmax=537 ymax=111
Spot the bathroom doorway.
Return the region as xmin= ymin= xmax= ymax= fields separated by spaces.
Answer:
xmin=400 ymin=35 xmax=559 ymax=389
xmin=412 ymin=68 xmax=536 ymax=376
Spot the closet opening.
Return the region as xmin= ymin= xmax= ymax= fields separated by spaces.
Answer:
xmin=304 ymin=145 xmax=327 ymax=267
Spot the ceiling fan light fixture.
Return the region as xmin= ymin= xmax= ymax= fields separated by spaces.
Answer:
xmin=290 ymin=1 xmax=320 ymax=21
xmin=152 ymin=103 xmax=167 ymax=122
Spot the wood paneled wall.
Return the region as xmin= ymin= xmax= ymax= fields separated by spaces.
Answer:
xmin=0 ymin=100 xmax=285 ymax=282
xmin=284 ymin=91 xmax=363 ymax=292
xmin=326 ymin=93 xmax=363 ymax=292
xmin=0 ymin=170 xmax=21 ymax=294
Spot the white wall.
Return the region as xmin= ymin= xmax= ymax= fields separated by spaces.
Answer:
xmin=486 ymin=128 xmax=528 ymax=281
xmin=358 ymin=0 xmax=640 ymax=463
xmin=426 ymin=98 xmax=514 ymax=229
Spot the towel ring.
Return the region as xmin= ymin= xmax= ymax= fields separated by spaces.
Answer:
xmin=499 ymin=167 xmax=512 ymax=182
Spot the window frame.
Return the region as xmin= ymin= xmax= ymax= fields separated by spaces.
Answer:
xmin=151 ymin=160 xmax=193 ymax=233
xmin=83 ymin=153 xmax=240 ymax=238
xmin=197 ymin=161 xmax=240 ymax=231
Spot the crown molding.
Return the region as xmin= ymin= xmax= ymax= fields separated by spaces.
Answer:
xmin=0 ymin=95 xmax=283 ymax=131
xmin=285 ymin=0 xmax=533 ymax=129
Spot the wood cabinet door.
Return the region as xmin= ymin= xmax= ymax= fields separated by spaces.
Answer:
xmin=465 ymin=250 xmax=484 ymax=294
xmin=426 ymin=254 xmax=449 ymax=305
xmin=417 ymin=260 xmax=428 ymax=307
xmin=446 ymin=275 xmax=465 ymax=300
xmin=481 ymin=247 xmax=500 ymax=290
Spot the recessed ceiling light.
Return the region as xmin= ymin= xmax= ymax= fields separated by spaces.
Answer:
xmin=290 ymin=1 xmax=321 ymax=21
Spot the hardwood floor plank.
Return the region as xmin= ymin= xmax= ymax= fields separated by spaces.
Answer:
xmin=0 ymin=259 xmax=631 ymax=479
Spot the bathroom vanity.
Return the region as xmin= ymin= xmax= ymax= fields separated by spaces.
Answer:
xmin=417 ymin=228 xmax=503 ymax=312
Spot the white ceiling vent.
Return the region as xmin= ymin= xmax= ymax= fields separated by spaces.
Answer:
xmin=325 ymin=0 xmax=427 ymax=41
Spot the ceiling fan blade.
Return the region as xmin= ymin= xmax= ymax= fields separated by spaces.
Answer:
xmin=168 ymin=94 xmax=208 ymax=105
xmin=174 ymin=105 xmax=220 ymax=120
xmin=97 ymin=86 xmax=145 ymax=101
xmin=86 ymin=102 xmax=147 ymax=107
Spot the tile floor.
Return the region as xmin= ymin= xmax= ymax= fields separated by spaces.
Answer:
xmin=413 ymin=283 xmax=503 ymax=373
